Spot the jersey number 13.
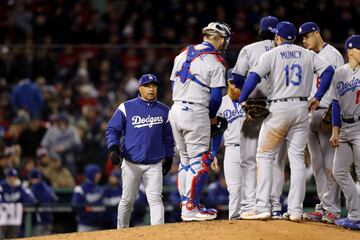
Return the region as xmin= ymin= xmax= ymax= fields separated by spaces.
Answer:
xmin=284 ymin=64 xmax=302 ymax=86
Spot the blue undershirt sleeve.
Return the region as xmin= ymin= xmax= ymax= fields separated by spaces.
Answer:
xmin=209 ymin=87 xmax=223 ymax=118
xmin=332 ymin=100 xmax=341 ymax=127
xmin=210 ymin=133 xmax=223 ymax=156
xmin=314 ymin=66 xmax=335 ymax=100
xmin=238 ymin=72 xmax=261 ymax=103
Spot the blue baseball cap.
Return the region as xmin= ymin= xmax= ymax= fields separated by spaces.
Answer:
xmin=260 ymin=16 xmax=279 ymax=32
xmin=345 ymin=35 xmax=360 ymax=51
xmin=85 ymin=164 xmax=101 ymax=182
xmin=298 ymin=22 xmax=320 ymax=35
xmin=139 ymin=74 xmax=159 ymax=86
xmin=28 ymin=168 xmax=42 ymax=179
xmin=227 ymin=68 xmax=234 ymax=82
xmin=6 ymin=168 xmax=18 ymax=177
xmin=271 ymin=21 xmax=297 ymax=40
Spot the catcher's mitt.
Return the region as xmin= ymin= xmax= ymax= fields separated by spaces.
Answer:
xmin=321 ymin=105 xmax=332 ymax=125
xmin=211 ymin=116 xmax=228 ymax=137
xmin=242 ymin=100 xmax=269 ymax=120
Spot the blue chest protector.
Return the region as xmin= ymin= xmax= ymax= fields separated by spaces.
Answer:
xmin=175 ymin=43 xmax=225 ymax=89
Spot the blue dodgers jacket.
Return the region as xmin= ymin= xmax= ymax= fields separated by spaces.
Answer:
xmin=106 ymin=96 xmax=175 ymax=164
xmin=71 ymin=180 xmax=103 ymax=227
xmin=0 ymin=180 xmax=35 ymax=204
xmin=30 ymin=181 xmax=57 ymax=225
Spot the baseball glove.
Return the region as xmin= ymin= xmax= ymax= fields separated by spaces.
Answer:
xmin=242 ymin=99 xmax=269 ymax=120
xmin=321 ymin=105 xmax=332 ymax=125
xmin=211 ymin=116 xmax=228 ymax=137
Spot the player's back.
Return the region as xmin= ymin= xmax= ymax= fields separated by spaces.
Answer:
xmin=259 ymin=43 xmax=329 ymax=100
xmin=234 ymin=40 xmax=274 ymax=98
xmin=170 ymin=43 xmax=226 ymax=107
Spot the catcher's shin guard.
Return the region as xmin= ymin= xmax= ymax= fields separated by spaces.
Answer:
xmin=185 ymin=152 xmax=215 ymax=211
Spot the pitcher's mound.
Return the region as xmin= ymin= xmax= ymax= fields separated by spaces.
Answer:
xmin=23 ymin=220 xmax=360 ymax=240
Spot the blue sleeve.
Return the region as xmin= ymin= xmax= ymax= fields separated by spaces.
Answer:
xmin=21 ymin=188 xmax=36 ymax=204
xmin=232 ymin=73 xmax=246 ymax=89
xmin=211 ymin=134 xmax=223 ymax=155
xmin=106 ymin=108 xmax=126 ymax=149
xmin=71 ymin=188 xmax=85 ymax=214
xmin=209 ymin=87 xmax=223 ymax=118
xmin=163 ymin=118 xmax=175 ymax=158
xmin=238 ymin=72 xmax=261 ymax=103
xmin=314 ymin=66 xmax=335 ymax=100
xmin=332 ymin=100 xmax=341 ymax=127
xmin=45 ymin=185 xmax=57 ymax=203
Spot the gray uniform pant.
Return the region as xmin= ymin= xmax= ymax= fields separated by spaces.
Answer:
xmin=333 ymin=121 xmax=360 ymax=221
xmin=240 ymin=118 xmax=286 ymax=213
xmin=224 ymin=145 xmax=242 ymax=219
xmin=117 ymin=161 xmax=164 ymax=228
xmin=256 ymin=101 xmax=308 ymax=217
xmin=169 ymin=102 xmax=211 ymax=216
xmin=240 ymin=118 xmax=263 ymax=213
xmin=308 ymin=108 xmax=340 ymax=213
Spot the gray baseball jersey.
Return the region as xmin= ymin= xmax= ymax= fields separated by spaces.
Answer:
xmin=170 ymin=44 xmax=226 ymax=107
xmin=331 ymin=64 xmax=360 ymax=117
xmin=217 ymin=95 xmax=245 ymax=146
xmin=252 ymin=43 xmax=330 ymax=100
xmin=310 ymin=43 xmax=344 ymax=107
xmin=233 ymin=40 xmax=275 ymax=98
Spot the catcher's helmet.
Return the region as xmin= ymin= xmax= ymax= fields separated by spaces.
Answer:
xmin=202 ymin=22 xmax=232 ymax=53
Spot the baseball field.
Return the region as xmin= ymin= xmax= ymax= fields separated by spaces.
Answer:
xmin=22 ymin=220 xmax=360 ymax=240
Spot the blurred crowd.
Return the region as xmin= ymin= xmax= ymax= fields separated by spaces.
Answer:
xmin=0 ymin=0 xmax=358 ymax=235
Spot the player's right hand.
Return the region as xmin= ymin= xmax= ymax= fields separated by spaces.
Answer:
xmin=308 ymin=98 xmax=320 ymax=112
xmin=210 ymin=156 xmax=219 ymax=171
xmin=330 ymin=127 xmax=340 ymax=147
xmin=108 ymin=145 xmax=122 ymax=165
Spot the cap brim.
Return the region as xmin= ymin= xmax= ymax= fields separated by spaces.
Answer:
xmin=140 ymin=80 xmax=159 ymax=86
xmin=298 ymin=30 xmax=313 ymax=36
xmin=270 ymin=28 xmax=278 ymax=34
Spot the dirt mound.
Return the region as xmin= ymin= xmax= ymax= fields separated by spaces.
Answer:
xmin=22 ymin=220 xmax=360 ymax=240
